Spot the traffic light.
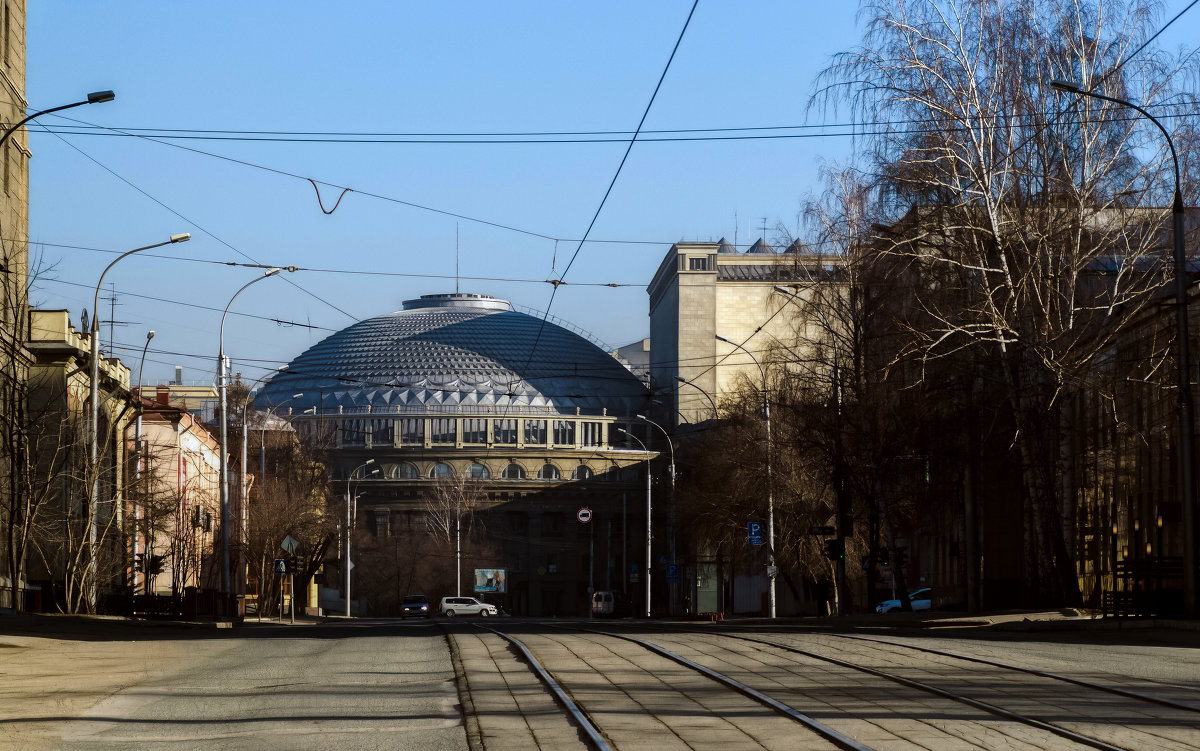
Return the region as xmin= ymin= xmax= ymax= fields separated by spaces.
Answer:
xmin=134 ymin=553 xmax=144 ymax=571
xmin=823 ymin=538 xmax=845 ymax=561
xmin=878 ymin=547 xmax=890 ymax=567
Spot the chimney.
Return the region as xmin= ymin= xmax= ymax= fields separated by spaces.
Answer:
xmin=157 ymin=386 xmax=170 ymax=406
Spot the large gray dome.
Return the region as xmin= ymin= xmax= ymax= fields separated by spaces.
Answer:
xmin=257 ymin=293 xmax=647 ymax=416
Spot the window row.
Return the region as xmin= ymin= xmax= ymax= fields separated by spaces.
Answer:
xmin=337 ymin=417 xmax=615 ymax=449
xmin=354 ymin=461 xmax=597 ymax=481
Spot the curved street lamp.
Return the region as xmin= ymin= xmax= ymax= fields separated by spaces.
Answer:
xmin=87 ymin=232 xmax=189 ymax=610
xmin=0 ymin=90 xmax=114 ymax=152
xmin=618 ymin=427 xmax=653 ymax=618
xmin=638 ymin=414 xmax=677 ymax=614
xmin=715 ymin=334 xmax=776 ymax=619
xmin=675 ymin=375 xmax=718 ymax=420
xmin=218 ymin=268 xmax=282 ymax=602
xmin=1050 ymin=79 xmax=1196 ymax=616
xmin=131 ymin=329 xmax=154 ymax=599
xmin=345 ymin=459 xmax=380 ymax=617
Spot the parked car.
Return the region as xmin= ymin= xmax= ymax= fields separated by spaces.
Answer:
xmin=400 ymin=594 xmax=431 ymax=619
xmin=876 ymin=587 xmax=933 ymax=614
xmin=439 ymin=596 xmax=498 ymax=617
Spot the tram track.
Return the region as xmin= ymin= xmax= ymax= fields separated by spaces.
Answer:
xmin=582 ymin=622 xmax=1200 ymax=751
xmin=453 ymin=619 xmax=1185 ymax=750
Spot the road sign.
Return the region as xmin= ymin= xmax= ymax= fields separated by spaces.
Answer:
xmin=747 ymin=521 xmax=764 ymax=545
xmin=273 ymin=558 xmax=288 ymax=575
xmin=577 ymin=507 xmax=593 ymax=524
xmin=665 ymin=563 xmax=679 ymax=583
xmin=281 ymin=534 xmax=300 ymax=555
xmin=766 ymin=565 xmax=778 ymax=578
xmin=808 ymin=525 xmax=836 ymax=536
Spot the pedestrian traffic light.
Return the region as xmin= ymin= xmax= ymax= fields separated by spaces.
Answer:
xmin=878 ymin=547 xmax=890 ymax=566
xmin=823 ymin=538 xmax=845 ymax=561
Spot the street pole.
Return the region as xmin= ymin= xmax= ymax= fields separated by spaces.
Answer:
xmin=638 ymin=414 xmax=676 ymax=614
xmin=620 ymin=429 xmax=652 ymax=618
xmin=132 ymin=330 xmax=153 ymax=605
xmin=88 ymin=233 xmax=188 ymax=611
xmin=1051 ymin=79 xmax=1197 ymax=616
xmin=218 ymin=268 xmax=282 ymax=604
xmin=345 ymin=460 xmax=377 ymax=617
xmin=716 ymin=335 xmax=776 ymax=618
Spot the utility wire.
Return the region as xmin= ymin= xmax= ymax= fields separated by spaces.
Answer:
xmin=37 ymin=123 xmax=360 ymax=321
xmin=1094 ymin=0 xmax=1200 ymax=90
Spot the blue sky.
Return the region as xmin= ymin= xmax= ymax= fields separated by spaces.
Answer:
xmin=25 ymin=2 xmax=1190 ymax=388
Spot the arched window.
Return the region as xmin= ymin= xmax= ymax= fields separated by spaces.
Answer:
xmin=538 ymin=463 xmax=560 ymax=480
xmin=430 ymin=462 xmax=453 ymax=478
xmin=393 ymin=463 xmax=419 ymax=480
xmin=502 ymin=463 xmax=526 ymax=480
xmin=468 ymin=462 xmax=491 ymax=479
xmin=573 ymin=465 xmax=593 ymax=481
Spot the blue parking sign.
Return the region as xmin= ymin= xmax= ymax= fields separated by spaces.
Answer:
xmin=748 ymin=522 xmax=764 ymax=545
xmin=665 ymin=563 xmax=679 ymax=583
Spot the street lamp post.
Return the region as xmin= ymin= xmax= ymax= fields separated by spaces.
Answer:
xmin=218 ymin=268 xmax=282 ymax=604
xmin=0 ymin=90 xmax=114 ymax=152
xmin=619 ymin=428 xmax=653 ymax=617
xmin=88 ymin=233 xmax=189 ymax=610
xmin=1051 ymin=79 xmax=1197 ymax=616
xmin=638 ymin=414 xmax=676 ymax=614
xmin=676 ymin=375 xmax=718 ymax=420
xmin=715 ymin=334 xmax=776 ymax=619
xmin=131 ymin=330 xmax=154 ymax=600
xmin=345 ymin=460 xmax=379 ymax=617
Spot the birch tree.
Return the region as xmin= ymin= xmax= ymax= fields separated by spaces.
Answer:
xmin=815 ymin=0 xmax=1200 ymax=603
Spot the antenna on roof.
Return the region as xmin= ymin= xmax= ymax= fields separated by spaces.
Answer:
xmin=455 ymin=223 xmax=460 ymax=294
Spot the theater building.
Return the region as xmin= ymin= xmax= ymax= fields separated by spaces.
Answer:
xmin=258 ymin=293 xmax=655 ymax=616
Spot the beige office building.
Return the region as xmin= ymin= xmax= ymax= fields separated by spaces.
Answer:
xmin=648 ymin=238 xmax=835 ymax=427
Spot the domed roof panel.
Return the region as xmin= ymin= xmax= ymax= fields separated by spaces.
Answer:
xmin=258 ymin=294 xmax=646 ymax=416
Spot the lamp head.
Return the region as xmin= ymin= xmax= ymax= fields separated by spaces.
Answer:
xmin=1050 ymin=79 xmax=1083 ymax=94
xmin=264 ymin=267 xmax=281 ymax=277
xmin=715 ymin=334 xmax=731 ymax=343
xmin=291 ymin=392 xmax=303 ymax=399
xmin=146 ymin=330 xmax=155 ymax=341
xmin=675 ymin=376 xmax=686 ymax=383
xmin=169 ymin=233 xmax=190 ymax=243
xmin=87 ymin=90 xmax=116 ymax=104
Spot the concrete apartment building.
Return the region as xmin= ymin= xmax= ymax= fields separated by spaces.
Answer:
xmin=648 ymin=237 xmax=838 ymax=427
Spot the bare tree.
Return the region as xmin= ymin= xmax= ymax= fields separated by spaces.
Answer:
xmin=814 ymin=0 xmax=1200 ymax=605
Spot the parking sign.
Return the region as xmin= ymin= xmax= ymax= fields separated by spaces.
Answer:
xmin=748 ymin=521 xmax=764 ymax=545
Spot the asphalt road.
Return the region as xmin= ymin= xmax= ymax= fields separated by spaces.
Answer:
xmin=3 ymin=614 xmax=1200 ymax=750
xmin=0 ymin=619 xmax=465 ymax=751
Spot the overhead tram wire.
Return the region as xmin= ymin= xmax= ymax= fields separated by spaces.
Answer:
xmin=33 ymin=125 xmax=361 ymax=324
xmin=42 ymin=107 xmax=1200 ymax=144
xmin=528 ymin=0 xmax=700 ymax=363
xmin=29 ymin=240 xmax=642 ymax=287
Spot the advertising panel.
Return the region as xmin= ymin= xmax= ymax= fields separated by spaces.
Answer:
xmin=474 ymin=568 xmax=507 ymax=593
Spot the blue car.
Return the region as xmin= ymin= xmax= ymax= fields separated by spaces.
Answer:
xmin=400 ymin=594 xmax=432 ymax=619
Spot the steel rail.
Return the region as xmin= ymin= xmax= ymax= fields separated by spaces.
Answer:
xmin=539 ymin=624 xmax=872 ymax=751
xmin=706 ymin=631 xmax=1129 ymax=751
xmin=475 ymin=625 xmax=613 ymax=751
xmin=827 ymin=632 xmax=1200 ymax=714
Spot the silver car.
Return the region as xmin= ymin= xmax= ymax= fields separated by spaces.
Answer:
xmin=875 ymin=587 xmax=932 ymax=614
xmin=439 ymin=596 xmax=498 ymax=617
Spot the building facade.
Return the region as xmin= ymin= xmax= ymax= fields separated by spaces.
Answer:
xmin=24 ymin=309 xmax=134 ymax=612
xmin=132 ymin=395 xmax=222 ymax=597
xmin=258 ymin=293 xmax=656 ymax=617
xmin=0 ymin=0 xmax=28 ymax=609
xmin=648 ymin=237 xmax=838 ymax=427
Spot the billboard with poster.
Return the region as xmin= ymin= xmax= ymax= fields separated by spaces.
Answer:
xmin=474 ymin=568 xmax=507 ymax=593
